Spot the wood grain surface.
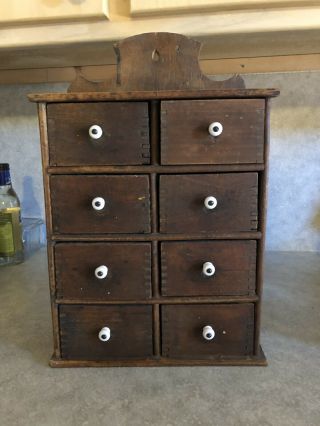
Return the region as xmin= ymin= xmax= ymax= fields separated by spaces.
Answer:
xmin=55 ymin=242 xmax=152 ymax=300
xmin=159 ymin=173 xmax=258 ymax=233
xmin=161 ymin=99 xmax=265 ymax=165
xmin=30 ymin=32 xmax=278 ymax=366
xmin=47 ymin=102 xmax=150 ymax=166
xmin=161 ymin=240 xmax=256 ymax=297
xmin=50 ymin=174 xmax=151 ymax=234
xmin=29 ymin=88 xmax=279 ymax=103
xmin=162 ymin=303 xmax=254 ymax=358
xmin=67 ymin=33 xmax=245 ymax=92
xmin=60 ymin=304 xmax=153 ymax=360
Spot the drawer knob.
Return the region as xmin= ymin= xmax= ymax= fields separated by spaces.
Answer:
xmin=204 ymin=196 xmax=217 ymax=210
xmin=92 ymin=196 xmax=105 ymax=211
xmin=202 ymin=261 xmax=215 ymax=277
xmin=89 ymin=124 xmax=103 ymax=139
xmin=203 ymin=325 xmax=215 ymax=341
xmin=208 ymin=122 xmax=223 ymax=137
xmin=95 ymin=265 xmax=109 ymax=279
xmin=98 ymin=327 xmax=111 ymax=342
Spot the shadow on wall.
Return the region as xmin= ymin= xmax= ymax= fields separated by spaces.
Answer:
xmin=22 ymin=176 xmax=41 ymax=218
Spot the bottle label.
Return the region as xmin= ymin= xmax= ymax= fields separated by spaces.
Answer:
xmin=0 ymin=212 xmax=15 ymax=256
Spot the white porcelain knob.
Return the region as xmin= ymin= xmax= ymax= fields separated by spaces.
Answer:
xmin=92 ymin=197 xmax=105 ymax=211
xmin=203 ymin=325 xmax=215 ymax=341
xmin=89 ymin=125 xmax=103 ymax=139
xmin=98 ymin=327 xmax=111 ymax=342
xmin=204 ymin=196 xmax=217 ymax=210
xmin=208 ymin=122 xmax=223 ymax=137
xmin=203 ymin=262 xmax=215 ymax=277
xmin=95 ymin=265 xmax=108 ymax=279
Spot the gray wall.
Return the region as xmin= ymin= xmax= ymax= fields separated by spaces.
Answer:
xmin=0 ymin=83 xmax=67 ymax=219
xmin=0 ymin=73 xmax=319 ymax=251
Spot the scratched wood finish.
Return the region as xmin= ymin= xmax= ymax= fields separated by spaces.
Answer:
xmin=60 ymin=305 xmax=153 ymax=360
xmin=47 ymin=102 xmax=150 ymax=166
xmin=161 ymin=99 xmax=265 ymax=165
xmin=50 ymin=175 xmax=151 ymax=234
xmin=30 ymin=32 xmax=279 ymax=367
xmin=56 ymin=295 xmax=259 ymax=305
xmin=55 ymin=242 xmax=152 ymax=301
xmin=161 ymin=241 xmax=256 ymax=297
xmin=66 ymin=33 xmax=245 ymax=93
xmin=50 ymin=232 xmax=262 ymax=242
xmin=159 ymin=173 xmax=258 ymax=233
xmin=49 ymin=350 xmax=267 ymax=367
xmin=162 ymin=304 xmax=254 ymax=358
xmin=254 ymin=98 xmax=271 ymax=354
xmin=29 ymin=88 xmax=279 ymax=103
xmin=36 ymin=104 xmax=62 ymax=358
xmin=46 ymin=164 xmax=265 ymax=174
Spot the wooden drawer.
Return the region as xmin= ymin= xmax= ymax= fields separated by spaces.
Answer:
xmin=50 ymin=175 xmax=151 ymax=234
xmin=161 ymin=241 xmax=256 ymax=297
xmin=161 ymin=99 xmax=265 ymax=165
xmin=47 ymin=102 xmax=150 ymax=166
xmin=162 ymin=304 xmax=254 ymax=358
xmin=60 ymin=305 xmax=153 ymax=360
xmin=55 ymin=243 xmax=151 ymax=301
xmin=159 ymin=173 xmax=258 ymax=233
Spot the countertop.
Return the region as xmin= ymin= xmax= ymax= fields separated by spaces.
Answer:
xmin=0 ymin=249 xmax=319 ymax=425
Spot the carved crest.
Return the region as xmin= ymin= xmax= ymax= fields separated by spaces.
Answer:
xmin=68 ymin=32 xmax=245 ymax=92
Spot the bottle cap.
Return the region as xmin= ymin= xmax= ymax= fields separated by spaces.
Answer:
xmin=0 ymin=163 xmax=11 ymax=185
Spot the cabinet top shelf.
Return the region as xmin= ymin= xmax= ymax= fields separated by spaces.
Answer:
xmin=28 ymin=88 xmax=279 ymax=103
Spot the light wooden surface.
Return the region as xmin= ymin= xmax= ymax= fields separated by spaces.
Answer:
xmin=130 ymin=0 xmax=320 ymax=15
xmin=0 ymin=0 xmax=109 ymax=25
xmin=0 ymin=1 xmax=320 ymax=82
xmin=0 ymin=2 xmax=320 ymax=74
xmin=2 ymin=6 xmax=320 ymax=52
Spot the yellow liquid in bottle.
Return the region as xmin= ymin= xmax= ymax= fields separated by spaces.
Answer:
xmin=0 ymin=206 xmax=24 ymax=265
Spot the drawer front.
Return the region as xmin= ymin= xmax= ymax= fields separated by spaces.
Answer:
xmin=50 ymin=175 xmax=151 ymax=234
xmin=55 ymin=243 xmax=151 ymax=300
xmin=161 ymin=99 xmax=264 ymax=165
xmin=162 ymin=304 xmax=254 ymax=358
xmin=47 ymin=102 xmax=150 ymax=166
xmin=159 ymin=173 xmax=258 ymax=233
xmin=161 ymin=241 xmax=256 ymax=297
xmin=60 ymin=305 xmax=153 ymax=360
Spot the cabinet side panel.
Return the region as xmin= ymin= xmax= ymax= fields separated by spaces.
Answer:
xmin=254 ymin=98 xmax=270 ymax=355
xmin=37 ymin=103 xmax=60 ymax=358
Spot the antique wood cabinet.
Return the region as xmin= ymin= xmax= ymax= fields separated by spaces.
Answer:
xmin=29 ymin=33 xmax=279 ymax=367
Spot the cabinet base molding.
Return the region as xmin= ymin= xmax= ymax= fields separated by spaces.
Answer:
xmin=49 ymin=347 xmax=267 ymax=368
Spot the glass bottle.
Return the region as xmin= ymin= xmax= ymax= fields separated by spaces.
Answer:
xmin=0 ymin=164 xmax=24 ymax=265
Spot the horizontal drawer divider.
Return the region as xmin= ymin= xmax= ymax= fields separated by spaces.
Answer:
xmin=50 ymin=232 xmax=262 ymax=242
xmin=47 ymin=164 xmax=264 ymax=174
xmin=55 ymin=296 xmax=259 ymax=305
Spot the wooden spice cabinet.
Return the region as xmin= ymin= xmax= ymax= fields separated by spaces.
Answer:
xmin=29 ymin=32 xmax=279 ymax=367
